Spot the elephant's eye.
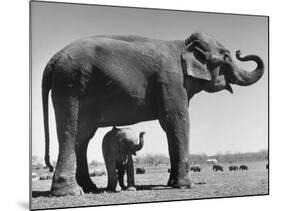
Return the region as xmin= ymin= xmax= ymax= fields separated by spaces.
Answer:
xmin=219 ymin=49 xmax=225 ymax=54
xmin=222 ymin=50 xmax=231 ymax=60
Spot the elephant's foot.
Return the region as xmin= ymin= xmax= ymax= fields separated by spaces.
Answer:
xmin=172 ymin=177 xmax=193 ymax=189
xmin=81 ymin=182 xmax=99 ymax=193
xmin=106 ymin=184 xmax=122 ymax=192
xmin=115 ymin=185 xmax=122 ymax=192
xmin=167 ymin=174 xmax=193 ymax=189
xmin=77 ymin=177 xmax=99 ymax=193
xmin=167 ymin=172 xmax=176 ymax=187
xmin=167 ymin=177 xmax=175 ymax=187
xmin=126 ymin=186 xmax=136 ymax=191
xmin=51 ymin=176 xmax=84 ymax=196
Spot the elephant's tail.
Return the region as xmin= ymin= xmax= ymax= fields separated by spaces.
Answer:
xmin=42 ymin=62 xmax=54 ymax=172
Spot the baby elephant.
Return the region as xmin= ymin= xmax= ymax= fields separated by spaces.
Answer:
xmin=102 ymin=126 xmax=145 ymax=192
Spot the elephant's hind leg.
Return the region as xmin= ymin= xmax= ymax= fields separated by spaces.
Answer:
xmin=105 ymin=160 xmax=120 ymax=192
xmin=51 ymin=92 xmax=83 ymax=196
xmin=76 ymin=127 xmax=98 ymax=193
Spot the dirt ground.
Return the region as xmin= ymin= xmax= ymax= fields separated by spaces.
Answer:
xmin=31 ymin=161 xmax=268 ymax=210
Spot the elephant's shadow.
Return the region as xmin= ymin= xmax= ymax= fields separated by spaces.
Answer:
xmin=32 ymin=183 xmax=207 ymax=197
xmin=32 ymin=191 xmax=52 ymax=198
xmin=31 ymin=185 xmax=170 ymax=198
xmin=135 ymin=185 xmax=172 ymax=191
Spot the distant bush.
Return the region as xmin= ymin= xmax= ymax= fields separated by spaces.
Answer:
xmin=134 ymin=153 xmax=170 ymax=166
xmin=212 ymin=150 xmax=268 ymax=164
xmin=134 ymin=149 xmax=268 ymax=166
xmin=89 ymin=160 xmax=103 ymax=167
xmin=32 ymin=163 xmax=44 ymax=170
xmin=89 ymin=168 xmax=106 ymax=177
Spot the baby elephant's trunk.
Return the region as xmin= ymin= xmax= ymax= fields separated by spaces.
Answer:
xmin=133 ymin=132 xmax=145 ymax=152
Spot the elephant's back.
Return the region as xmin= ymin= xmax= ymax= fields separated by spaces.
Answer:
xmin=46 ymin=35 xmax=178 ymax=96
xmin=57 ymin=35 xmax=169 ymax=62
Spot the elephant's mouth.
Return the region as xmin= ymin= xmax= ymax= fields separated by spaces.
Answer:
xmin=209 ymin=49 xmax=264 ymax=94
xmin=225 ymin=83 xmax=233 ymax=93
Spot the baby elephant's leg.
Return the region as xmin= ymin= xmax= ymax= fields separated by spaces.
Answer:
xmin=117 ymin=165 xmax=126 ymax=190
xmin=106 ymin=161 xmax=120 ymax=192
xmin=126 ymin=156 xmax=136 ymax=191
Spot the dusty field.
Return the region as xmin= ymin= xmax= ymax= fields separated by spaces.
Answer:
xmin=31 ymin=161 xmax=268 ymax=210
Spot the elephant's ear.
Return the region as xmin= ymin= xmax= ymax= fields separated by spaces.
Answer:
xmin=181 ymin=51 xmax=212 ymax=81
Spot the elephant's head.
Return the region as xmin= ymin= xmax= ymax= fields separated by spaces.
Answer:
xmin=181 ymin=31 xmax=264 ymax=94
xmin=116 ymin=128 xmax=145 ymax=164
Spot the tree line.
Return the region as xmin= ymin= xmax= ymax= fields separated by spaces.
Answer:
xmin=133 ymin=150 xmax=268 ymax=166
xmin=32 ymin=149 xmax=268 ymax=169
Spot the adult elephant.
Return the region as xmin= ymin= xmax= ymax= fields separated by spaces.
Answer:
xmin=42 ymin=31 xmax=264 ymax=196
xmin=102 ymin=127 xmax=144 ymax=192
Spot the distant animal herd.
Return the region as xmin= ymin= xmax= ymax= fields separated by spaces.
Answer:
xmin=164 ymin=163 xmax=268 ymax=174
xmin=33 ymin=162 xmax=269 ymax=182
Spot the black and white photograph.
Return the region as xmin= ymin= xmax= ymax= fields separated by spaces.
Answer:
xmin=30 ymin=1 xmax=268 ymax=210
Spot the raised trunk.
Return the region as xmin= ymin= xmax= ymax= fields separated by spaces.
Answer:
xmin=133 ymin=132 xmax=145 ymax=152
xmin=232 ymin=50 xmax=264 ymax=86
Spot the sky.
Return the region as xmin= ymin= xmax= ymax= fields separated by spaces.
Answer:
xmin=31 ymin=2 xmax=268 ymax=163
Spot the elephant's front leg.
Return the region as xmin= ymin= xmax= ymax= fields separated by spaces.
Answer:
xmin=106 ymin=160 xmax=121 ymax=192
xmin=158 ymin=85 xmax=191 ymax=188
xmin=126 ymin=156 xmax=136 ymax=191
xmin=161 ymin=110 xmax=191 ymax=188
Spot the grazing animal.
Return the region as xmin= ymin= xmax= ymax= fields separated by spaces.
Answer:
xmin=39 ymin=175 xmax=52 ymax=180
xmin=190 ymin=165 xmax=201 ymax=172
xmin=213 ymin=164 xmax=224 ymax=172
xmin=42 ymin=32 xmax=264 ymax=195
xmin=239 ymin=165 xmax=248 ymax=170
xmin=136 ymin=168 xmax=146 ymax=174
xmin=229 ymin=165 xmax=238 ymax=171
xmin=102 ymin=127 xmax=145 ymax=192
